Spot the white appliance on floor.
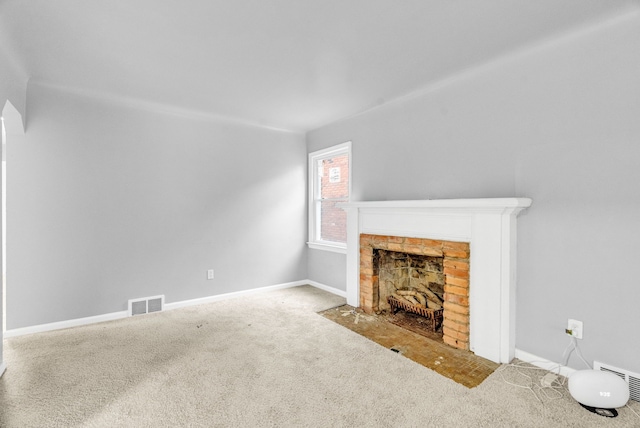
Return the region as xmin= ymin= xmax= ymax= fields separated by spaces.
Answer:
xmin=568 ymin=369 xmax=630 ymax=417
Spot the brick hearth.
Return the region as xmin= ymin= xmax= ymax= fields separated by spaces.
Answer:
xmin=359 ymin=234 xmax=470 ymax=350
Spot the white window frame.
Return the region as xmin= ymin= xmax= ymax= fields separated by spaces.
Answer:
xmin=307 ymin=141 xmax=351 ymax=254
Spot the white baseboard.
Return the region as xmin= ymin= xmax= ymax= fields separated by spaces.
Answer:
xmin=3 ymin=279 xmax=343 ymax=339
xmin=163 ymin=280 xmax=309 ymax=311
xmin=0 ymin=361 xmax=6 ymax=378
xmin=4 ymin=310 xmax=129 ymax=338
xmin=515 ymin=348 xmax=577 ymax=378
xmin=306 ymin=280 xmax=347 ymax=298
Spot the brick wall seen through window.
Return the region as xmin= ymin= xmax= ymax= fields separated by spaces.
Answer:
xmin=319 ymin=153 xmax=349 ymax=243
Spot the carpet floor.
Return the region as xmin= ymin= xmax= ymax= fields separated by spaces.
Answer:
xmin=1 ymin=285 xmax=639 ymax=427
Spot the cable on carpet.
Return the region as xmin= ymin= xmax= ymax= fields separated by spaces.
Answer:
xmin=498 ymin=337 xmax=640 ymax=421
xmin=496 ymin=360 xmax=567 ymax=404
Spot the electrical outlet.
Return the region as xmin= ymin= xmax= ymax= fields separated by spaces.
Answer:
xmin=207 ymin=269 xmax=214 ymax=280
xmin=566 ymin=319 xmax=583 ymax=339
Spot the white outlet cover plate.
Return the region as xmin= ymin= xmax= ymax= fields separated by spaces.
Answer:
xmin=568 ymin=318 xmax=583 ymax=339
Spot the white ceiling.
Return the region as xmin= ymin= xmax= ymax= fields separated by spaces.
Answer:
xmin=1 ymin=0 xmax=638 ymax=132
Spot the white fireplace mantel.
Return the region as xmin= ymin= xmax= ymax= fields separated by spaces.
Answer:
xmin=339 ymin=198 xmax=532 ymax=364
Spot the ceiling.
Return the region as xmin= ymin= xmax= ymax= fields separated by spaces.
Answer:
xmin=1 ymin=0 xmax=638 ymax=132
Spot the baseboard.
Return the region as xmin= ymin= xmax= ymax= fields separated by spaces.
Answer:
xmin=4 ymin=310 xmax=129 ymax=338
xmin=306 ymin=280 xmax=347 ymax=298
xmin=3 ymin=279 xmax=341 ymax=338
xmin=163 ymin=280 xmax=309 ymax=311
xmin=515 ymin=348 xmax=577 ymax=378
xmin=0 ymin=361 xmax=6 ymax=378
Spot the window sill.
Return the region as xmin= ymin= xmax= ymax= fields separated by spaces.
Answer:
xmin=307 ymin=241 xmax=347 ymax=254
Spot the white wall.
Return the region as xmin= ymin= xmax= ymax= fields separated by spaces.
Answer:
xmin=6 ymin=82 xmax=307 ymax=330
xmin=307 ymin=12 xmax=640 ymax=372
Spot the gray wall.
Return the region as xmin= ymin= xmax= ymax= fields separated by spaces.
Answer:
xmin=307 ymin=249 xmax=347 ymax=292
xmin=307 ymin=13 xmax=640 ymax=372
xmin=7 ymin=82 xmax=307 ymax=329
xmin=0 ymin=41 xmax=26 ymax=118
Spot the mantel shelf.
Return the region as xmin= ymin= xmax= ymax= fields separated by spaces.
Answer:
xmin=338 ymin=197 xmax=532 ymax=210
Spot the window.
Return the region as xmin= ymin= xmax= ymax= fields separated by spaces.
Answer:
xmin=308 ymin=142 xmax=351 ymax=253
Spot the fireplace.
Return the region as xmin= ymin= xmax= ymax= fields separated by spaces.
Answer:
xmin=360 ymin=234 xmax=470 ymax=350
xmin=339 ymin=198 xmax=531 ymax=364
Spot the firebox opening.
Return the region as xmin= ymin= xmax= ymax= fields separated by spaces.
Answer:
xmin=375 ymin=250 xmax=445 ymax=311
xmin=374 ymin=249 xmax=445 ymax=340
xmin=359 ymin=234 xmax=471 ymax=351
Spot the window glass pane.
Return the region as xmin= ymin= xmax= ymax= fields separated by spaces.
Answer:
xmin=309 ymin=142 xmax=350 ymax=250
xmin=320 ymin=199 xmax=347 ymax=243
xmin=319 ymin=153 xmax=349 ymax=200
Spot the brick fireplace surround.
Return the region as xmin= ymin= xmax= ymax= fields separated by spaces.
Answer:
xmin=359 ymin=234 xmax=470 ymax=350
xmin=339 ymin=198 xmax=531 ymax=364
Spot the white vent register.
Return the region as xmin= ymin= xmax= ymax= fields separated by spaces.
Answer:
xmin=594 ymin=361 xmax=640 ymax=403
xmin=128 ymin=295 xmax=165 ymax=316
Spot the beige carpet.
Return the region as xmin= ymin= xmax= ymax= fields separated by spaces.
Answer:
xmin=1 ymin=285 xmax=639 ymax=427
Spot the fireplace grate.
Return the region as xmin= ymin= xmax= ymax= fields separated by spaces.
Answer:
xmin=387 ymin=296 xmax=443 ymax=331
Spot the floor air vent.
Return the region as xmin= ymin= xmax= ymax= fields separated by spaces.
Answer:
xmin=128 ymin=295 xmax=164 ymax=316
xmin=594 ymin=361 xmax=640 ymax=402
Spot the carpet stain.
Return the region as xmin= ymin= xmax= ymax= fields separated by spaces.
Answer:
xmin=319 ymin=305 xmax=499 ymax=388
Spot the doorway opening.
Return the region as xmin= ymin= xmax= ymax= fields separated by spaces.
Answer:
xmin=1 ymin=100 xmax=25 ymax=337
xmin=1 ymin=116 xmax=5 ymax=333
